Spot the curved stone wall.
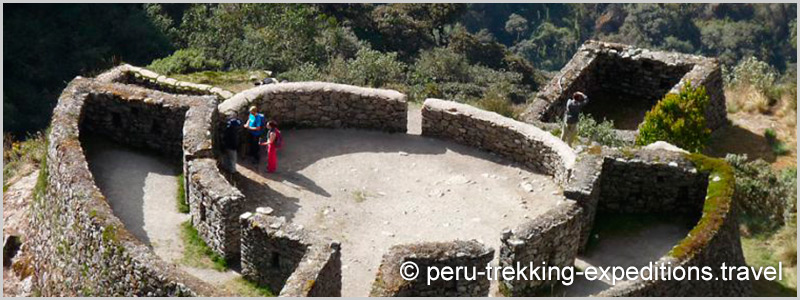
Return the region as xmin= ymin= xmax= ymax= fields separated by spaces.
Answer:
xmin=218 ymin=82 xmax=407 ymax=133
xmin=30 ymin=78 xmax=216 ymax=296
xmin=592 ymin=153 xmax=750 ymax=296
xmin=420 ymin=98 xmax=575 ymax=184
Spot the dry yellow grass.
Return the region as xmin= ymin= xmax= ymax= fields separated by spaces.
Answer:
xmin=726 ymin=84 xmax=771 ymax=114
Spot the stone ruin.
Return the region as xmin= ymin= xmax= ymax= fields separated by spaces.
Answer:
xmin=521 ymin=40 xmax=727 ymax=142
xmin=29 ymin=42 xmax=751 ymax=296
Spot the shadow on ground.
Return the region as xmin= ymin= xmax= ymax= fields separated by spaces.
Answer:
xmin=705 ymin=123 xmax=775 ymax=163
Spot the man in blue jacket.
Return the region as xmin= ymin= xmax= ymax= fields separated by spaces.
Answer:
xmin=244 ymin=106 xmax=265 ymax=164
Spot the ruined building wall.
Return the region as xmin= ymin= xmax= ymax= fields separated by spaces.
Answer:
xmin=29 ymin=78 xmax=216 ymax=296
xmin=240 ymin=211 xmax=341 ymax=297
xmin=522 ymin=40 xmax=727 ymax=132
xmin=420 ymin=98 xmax=576 ymax=184
xmin=370 ymin=240 xmax=494 ymax=297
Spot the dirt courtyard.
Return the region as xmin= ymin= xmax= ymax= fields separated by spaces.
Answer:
xmin=232 ymin=125 xmax=566 ymax=296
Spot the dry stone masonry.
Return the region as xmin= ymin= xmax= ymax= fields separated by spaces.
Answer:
xmin=240 ymin=211 xmax=341 ymax=297
xmin=219 ymin=81 xmax=407 ymax=133
xmin=35 ymin=63 xmax=748 ymax=297
xmin=522 ymin=40 xmax=726 ymax=136
xmin=421 ymin=98 xmax=575 ymax=184
xmin=498 ymin=202 xmax=583 ymax=295
xmin=30 ymin=78 xmax=216 ymax=296
xmin=370 ymin=240 xmax=494 ymax=297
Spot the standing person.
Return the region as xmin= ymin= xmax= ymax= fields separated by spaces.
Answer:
xmin=259 ymin=120 xmax=282 ymax=173
xmin=244 ymin=106 xmax=265 ymax=164
xmin=222 ymin=117 xmax=242 ymax=173
xmin=561 ymin=91 xmax=589 ymax=147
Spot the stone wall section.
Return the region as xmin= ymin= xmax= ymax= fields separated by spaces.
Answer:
xmin=29 ymin=78 xmax=216 ymax=296
xmin=218 ymin=82 xmax=407 ymax=133
xmin=597 ymin=149 xmax=708 ymax=214
xmin=96 ymin=64 xmax=235 ymax=99
xmin=186 ymin=159 xmax=245 ymax=261
xmin=562 ymin=153 xmax=604 ymax=252
xmin=421 ymin=98 xmax=575 ymax=184
xmin=370 ymin=240 xmax=494 ymax=297
xmin=521 ymin=40 xmax=727 ymax=134
xmin=239 ymin=211 xmax=341 ymax=297
xmin=498 ymin=202 xmax=582 ymax=295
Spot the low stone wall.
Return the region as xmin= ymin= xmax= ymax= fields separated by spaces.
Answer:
xmin=29 ymin=78 xmax=216 ymax=296
xmin=186 ymin=159 xmax=245 ymax=261
xmin=597 ymin=149 xmax=709 ymax=214
xmin=370 ymin=240 xmax=494 ymax=297
xmin=218 ymin=81 xmax=407 ymax=133
xmin=96 ymin=64 xmax=235 ymax=99
xmin=562 ymin=153 xmax=604 ymax=252
xmin=240 ymin=211 xmax=341 ymax=296
xmin=594 ymin=153 xmax=750 ymax=296
xmin=421 ymin=98 xmax=575 ymax=184
xmin=521 ymin=40 xmax=726 ymax=134
xmin=498 ymin=202 xmax=582 ymax=295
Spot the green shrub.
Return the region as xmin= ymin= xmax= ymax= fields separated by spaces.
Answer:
xmin=147 ymin=48 xmax=223 ymax=75
xmin=553 ymin=113 xmax=625 ymax=147
xmin=725 ymin=56 xmax=778 ymax=94
xmin=764 ymin=128 xmax=790 ymax=156
xmin=725 ymin=154 xmax=796 ymax=233
xmin=279 ymin=62 xmax=323 ymax=82
xmin=636 ymin=82 xmax=711 ymax=152
xmin=344 ymin=47 xmax=406 ymax=87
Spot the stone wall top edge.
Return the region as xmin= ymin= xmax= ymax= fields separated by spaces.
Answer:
xmin=188 ymin=158 xmax=244 ymax=200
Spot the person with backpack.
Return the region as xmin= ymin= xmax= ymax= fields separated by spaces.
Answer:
xmin=222 ymin=117 xmax=242 ymax=173
xmin=259 ymin=120 xmax=282 ymax=173
xmin=244 ymin=106 xmax=266 ymax=164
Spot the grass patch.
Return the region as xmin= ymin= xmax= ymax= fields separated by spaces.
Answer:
xmin=171 ymin=70 xmax=256 ymax=93
xmin=179 ymin=220 xmax=228 ymax=271
xmin=176 ymin=173 xmax=189 ymax=214
xmin=4 ymin=131 xmax=47 ymax=184
xmin=223 ymin=277 xmax=274 ymax=297
xmin=741 ymin=223 xmax=797 ymax=296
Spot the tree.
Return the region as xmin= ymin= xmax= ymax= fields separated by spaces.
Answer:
xmin=512 ymin=22 xmax=577 ymax=71
xmin=504 ymin=13 xmax=529 ymax=42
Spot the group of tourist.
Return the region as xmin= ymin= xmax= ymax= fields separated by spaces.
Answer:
xmin=222 ymin=105 xmax=282 ymax=174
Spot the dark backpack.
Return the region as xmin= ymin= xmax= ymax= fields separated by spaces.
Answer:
xmin=272 ymin=129 xmax=283 ymax=148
